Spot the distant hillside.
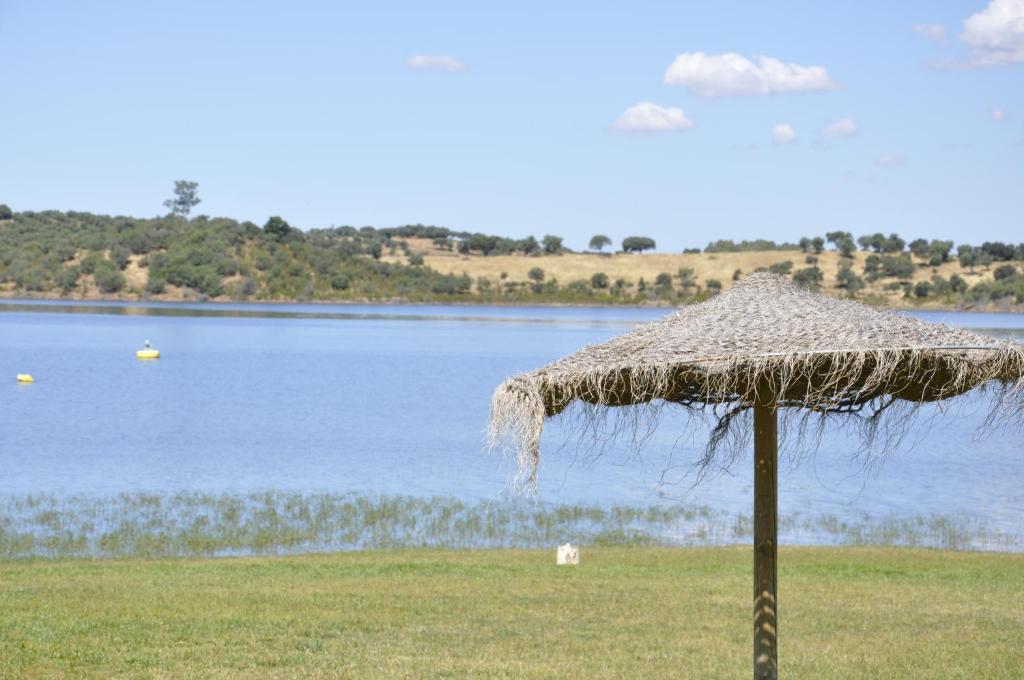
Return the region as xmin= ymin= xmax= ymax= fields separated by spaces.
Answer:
xmin=1 ymin=209 xmax=1023 ymax=310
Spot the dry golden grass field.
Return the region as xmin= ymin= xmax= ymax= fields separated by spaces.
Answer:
xmin=388 ymin=238 xmax=995 ymax=307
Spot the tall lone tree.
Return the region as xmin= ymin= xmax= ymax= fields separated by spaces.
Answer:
xmin=589 ymin=234 xmax=612 ymax=252
xmin=163 ymin=180 xmax=201 ymax=218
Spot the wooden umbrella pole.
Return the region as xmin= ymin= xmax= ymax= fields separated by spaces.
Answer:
xmin=753 ymin=401 xmax=778 ymax=680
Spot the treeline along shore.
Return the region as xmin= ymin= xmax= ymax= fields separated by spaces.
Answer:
xmin=2 ymin=203 xmax=1023 ymax=311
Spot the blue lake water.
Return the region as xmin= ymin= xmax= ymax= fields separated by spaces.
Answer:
xmin=1 ymin=299 xmax=1022 ymax=551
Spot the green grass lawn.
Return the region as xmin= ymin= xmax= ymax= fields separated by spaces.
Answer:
xmin=1 ymin=547 xmax=1021 ymax=679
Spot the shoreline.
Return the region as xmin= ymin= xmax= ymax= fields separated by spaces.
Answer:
xmin=2 ymin=290 xmax=1023 ymax=315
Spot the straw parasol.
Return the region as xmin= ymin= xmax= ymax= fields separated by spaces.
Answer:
xmin=489 ymin=272 xmax=1024 ymax=680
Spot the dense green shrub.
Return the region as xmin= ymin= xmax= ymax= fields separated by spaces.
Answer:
xmin=541 ymin=235 xmax=564 ymax=254
xmin=836 ymin=263 xmax=864 ymax=293
xmin=622 ymin=236 xmax=656 ymax=253
xmin=146 ymin=275 xmax=167 ymax=294
xmin=880 ymin=255 xmax=915 ymax=279
xmin=566 ymin=279 xmax=591 ymax=295
xmin=94 ymin=264 xmax=126 ymax=293
xmin=55 ymin=266 xmax=80 ymax=294
xmin=994 ymin=264 xmax=1018 ymax=281
xmin=264 ymin=216 xmax=291 ymax=241
xmin=792 ymin=267 xmax=824 ymax=290
xmin=710 ymin=239 xmax=796 ymax=253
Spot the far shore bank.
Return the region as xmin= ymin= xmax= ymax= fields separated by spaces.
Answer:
xmin=3 ymin=290 xmax=1023 ymax=315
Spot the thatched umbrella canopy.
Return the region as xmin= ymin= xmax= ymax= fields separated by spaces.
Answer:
xmin=489 ymin=273 xmax=1024 ymax=680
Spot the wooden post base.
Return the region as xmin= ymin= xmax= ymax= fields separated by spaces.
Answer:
xmin=753 ymin=402 xmax=778 ymax=680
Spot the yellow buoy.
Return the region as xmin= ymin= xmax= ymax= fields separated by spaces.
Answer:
xmin=16 ymin=374 xmax=34 ymax=383
xmin=137 ymin=339 xmax=160 ymax=359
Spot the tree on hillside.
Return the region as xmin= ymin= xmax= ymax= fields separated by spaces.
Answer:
xmin=677 ymin=267 xmax=696 ymax=293
xmin=826 ymin=231 xmax=855 ymax=258
xmin=541 ymin=234 xmax=563 ymax=254
xmin=909 ymin=239 xmax=930 ymax=260
xmin=528 ymin=267 xmax=545 ymax=282
xmin=810 ymin=237 xmax=825 ymax=254
xmin=798 ymin=237 xmax=812 ymax=253
xmin=836 ymin=262 xmax=865 ymax=293
xmin=880 ymin=254 xmax=915 ymax=279
xmin=622 ymin=236 xmax=656 ymax=253
xmin=861 ymin=233 xmax=903 ymax=253
xmin=519 ymin=236 xmax=539 ymax=255
xmin=264 ymin=215 xmax=292 ymax=241
xmin=979 ymin=242 xmax=1014 ymax=261
xmin=958 ymin=244 xmax=978 ymax=271
xmin=884 ymin=233 xmax=905 ymax=253
xmin=589 ymin=234 xmax=612 ymax=252
xmin=825 ymin=231 xmax=851 ymax=247
xmin=928 ymin=240 xmax=953 ymax=267
xmin=163 ymin=180 xmax=201 ymax=218
xmin=0 ymin=204 xmax=12 ymax=220
xmin=862 ymin=233 xmax=884 ymax=252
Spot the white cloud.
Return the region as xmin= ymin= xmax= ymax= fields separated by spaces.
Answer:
xmin=992 ymin=106 xmax=1007 ymax=121
xmin=875 ymin=154 xmax=906 ymax=167
xmin=771 ymin=123 xmax=796 ymax=144
xmin=612 ymin=102 xmax=695 ymax=132
xmin=824 ymin=118 xmax=859 ymax=138
xmin=406 ymin=54 xmax=466 ymax=72
xmin=959 ymin=0 xmax=1024 ymax=66
xmin=912 ymin=23 xmax=947 ymax=41
xmin=663 ymin=52 xmax=836 ymax=97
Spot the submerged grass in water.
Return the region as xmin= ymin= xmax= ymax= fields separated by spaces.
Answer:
xmin=0 ymin=492 xmax=1016 ymax=559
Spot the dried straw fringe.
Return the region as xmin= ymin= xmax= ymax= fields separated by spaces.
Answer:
xmin=489 ymin=345 xmax=1024 ymax=489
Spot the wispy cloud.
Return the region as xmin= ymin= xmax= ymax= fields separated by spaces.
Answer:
xmin=663 ymin=52 xmax=836 ymax=97
xmin=875 ymin=154 xmax=906 ymax=167
xmin=911 ymin=23 xmax=947 ymax=42
xmin=612 ymin=102 xmax=694 ymax=132
xmin=406 ymin=54 xmax=466 ymax=72
xmin=824 ymin=118 xmax=860 ymax=139
xmin=771 ymin=123 xmax=796 ymax=144
xmin=991 ymin=107 xmax=1007 ymax=121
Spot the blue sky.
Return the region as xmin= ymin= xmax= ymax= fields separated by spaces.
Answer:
xmin=1 ymin=0 xmax=1021 ymax=250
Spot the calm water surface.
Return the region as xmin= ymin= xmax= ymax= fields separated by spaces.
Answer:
xmin=1 ymin=299 xmax=1022 ymax=549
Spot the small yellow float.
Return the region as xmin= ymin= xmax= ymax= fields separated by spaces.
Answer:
xmin=136 ymin=340 xmax=160 ymax=360
xmin=16 ymin=374 xmax=34 ymax=383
